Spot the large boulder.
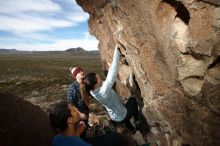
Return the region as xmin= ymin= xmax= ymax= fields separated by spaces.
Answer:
xmin=76 ymin=0 xmax=220 ymax=146
xmin=0 ymin=92 xmax=54 ymax=146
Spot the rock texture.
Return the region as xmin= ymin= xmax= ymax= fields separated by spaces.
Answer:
xmin=0 ymin=92 xmax=54 ymax=146
xmin=76 ymin=0 xmax=220 ymax=146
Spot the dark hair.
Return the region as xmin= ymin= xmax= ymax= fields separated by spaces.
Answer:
xmin=49 ymin=102 xmax=71 ymax=132
xmin=85 ymin=73 xmax=97 ymax=91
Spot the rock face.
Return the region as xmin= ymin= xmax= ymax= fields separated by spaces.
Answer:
xmin=0 ymin=92 xmax=54 ymax=146
xmin=76 ymin=0 xmax=220 ymax=146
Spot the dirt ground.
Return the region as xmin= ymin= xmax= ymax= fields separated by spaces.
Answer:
xmin=0 ymin=92 xmax=55 ymax=146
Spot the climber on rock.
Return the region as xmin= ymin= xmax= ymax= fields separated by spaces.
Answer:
xmin=85 ymin=45 xmax=140 ymax=133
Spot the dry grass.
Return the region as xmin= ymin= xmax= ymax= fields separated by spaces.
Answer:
xmin=0 ymin=52 xmax=103 ymax=98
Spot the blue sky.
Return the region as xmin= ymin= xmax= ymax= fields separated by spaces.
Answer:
xmin=0 ymin=0 xmax=98 ymax=51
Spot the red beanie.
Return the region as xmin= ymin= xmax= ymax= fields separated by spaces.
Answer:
xmin=70 ymin=67 xmax=82 ymax=77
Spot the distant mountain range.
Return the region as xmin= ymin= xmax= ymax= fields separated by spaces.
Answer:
xmin=65 ymin=47 xmax=99 ymax=54
xmin=65 ymin=47 xmax=86 ymax=53
xmin=0 ymin=47 xmax=99 ymax=54
xmin=0 ymin=49 xmax=18 ymax=53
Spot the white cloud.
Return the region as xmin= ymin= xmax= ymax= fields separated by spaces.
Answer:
xmin=0 ymin=0 xmax=61 ymax=14
xmin=67 ymin=12 xmax=88 ymax=22
xmin=0 ymin=14 xmax=74 ymax=34
xmin=1 ymin=33 xmax=99 ymax=51
xmin=0 ymin=0 xmax=97 ymax=51
xmin=0 ymin=0 xmax=88 ymax=34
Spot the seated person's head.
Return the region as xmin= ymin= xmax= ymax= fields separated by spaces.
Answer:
xmin=49 ymin=102 xmax=86 ymax=133
xmin=85 ymin=73 xmax=103 ymax=91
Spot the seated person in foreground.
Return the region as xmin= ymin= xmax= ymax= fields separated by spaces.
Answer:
xmin=49 ymin=102 xmax=91 ymax=146
xmin=49 ymin=102 xmax=123 ymax=146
